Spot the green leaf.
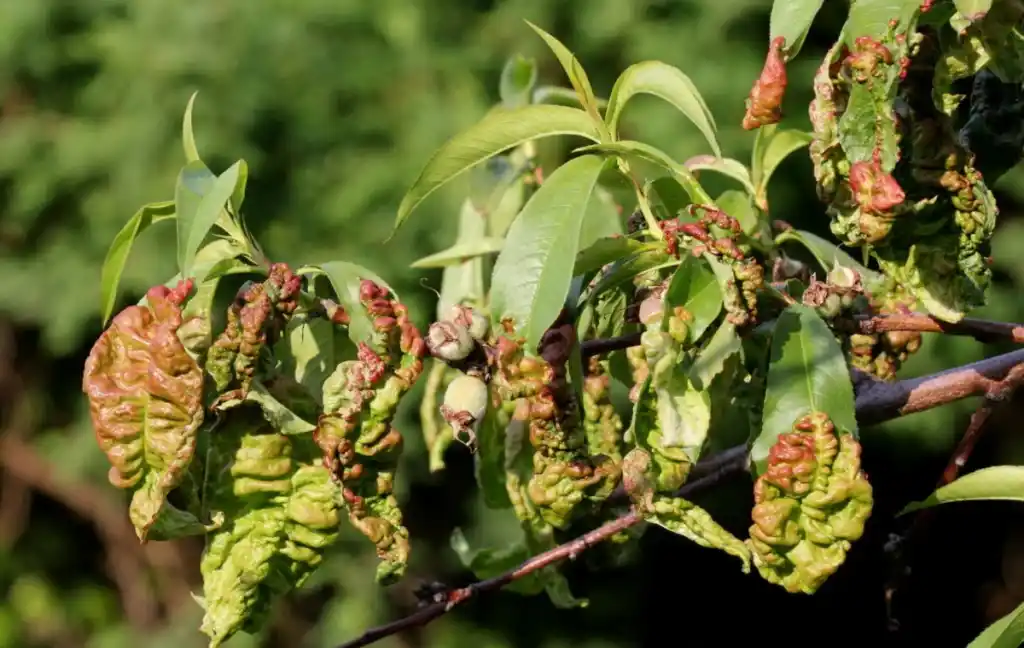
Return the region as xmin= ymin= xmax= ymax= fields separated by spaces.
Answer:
xmin=450 ymin=528 xmax=542 ymax=595
xmin=532 ymin=85 xmax=609 ymax=110
xmin=715 ymin=189 xmax=761 ymax=237
xmin=585 ymin=248 xmax=676 ymax=301
xmin=844 ymin=0 xmax=920 ymax=45
xmin=410 ymin=237 xmax=505 ymax=269
xmin=900 ymin=466 xmax=1024 ymax=515
xmin=179 ymin=161 xmax=246 ymax=279
xmin=752 ymin=304 xmax=857 ymax=475
xmin=278 ymin=318 xmax=343 ymax=404
xmin=578 ymin=187 xmax=624 ymax=251
xmin=439 ymin=199 xmax=489 ymax=319
xmin=967 ymin=600 xmax=1024 ymax=648
xmin=99 ymin=201 xmax=176 ymax=326
xmin=182 ymin=91 xmax=200 ymax=163
xmin=605 ymin=61 xmax=720 ymax=156
xmin=751 ymin=126 xmax=813 ymax=208
xmin=663 ymin=256 xmax=723 ymax=342
xmin=770 ymin=0 xmax=826 ymax=58
xmin=574 ymin=237 xmax=647 ymax=276
xmin=395 ymin=105 xmax=601 ymax=233
xmin=685 ymin=155 xmax=755 ymax=197
xmin=490 ymin=154 xmax=609 ymax=351
xmin=954 ymin=0 xmax=993 ymax=22
xmin=475 ymin=404 xmax=512 ymax=509
xmin=689 ymin=322 xmax=741 ymax=390
xmin=244 ymin=381 xmax=317 ymax=435
xmin=500 ymin=55 xmax=538 ymax=108
xmin=775 ymin=228 xmax=882 ymax=286
xmin=302 ymin=262 xmax=396 ymax=345
xmin=577 ymin=140 xmax=713 ymax=205
xmin=524 ymin=21 xmax=604 ymax=129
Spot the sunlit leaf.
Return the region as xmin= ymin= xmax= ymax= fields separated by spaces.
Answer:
xmin=770 ymin=0 xmax=826 ymax=58
xmin=574 ymin=237 xmax=647 ymax=276
xmin=606 ymin=61 xmax=720 ymax=156
xmin=954 ymin=0 xmax=993 ymax=22
xmin=525 ymin=20 xmax=605 ymax=130
xmin=900 ymin=466 xmax=1024 ymax=515
xmin=751 ymin=125 xmax=813 ymax=208
xmin=301 ymin=262 xmax=395 ymax=345
xmin=395 ymin=105 xmax=601 ymax=232
xmin=774 ymin=229 xmax=881 ymax=286
xmin=577 ymin=140 xmax=714 ymax=204
xmin=409 ymin=237 xmax=505 ymax=269
xmin=99 ymin=201 xmax=175 ymax=326
xmin=664 ymin=256 xmax=722 ymax=342
xmin=490 ymin=154 xmax=610 ymax=351
xmin=685 ymin=155 xmax=755 ymax=196
xmin=500 ymin=55 xmax=538 ymax=108
xmin=180 ymin=160 xmax=246 ymax=279
xmin=967 ymin=599 xmax=1024 ymax=648
xmin=182 ymin=91 xmax=201 ymax=163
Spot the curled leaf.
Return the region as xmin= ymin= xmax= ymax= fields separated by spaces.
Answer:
xmin=747 ymin=412 xmax=873 ymax=593
xmin=742 ymin=36 xmax=789 ymax=130
xmin=82 ymin=279 xmax=204 ymax=540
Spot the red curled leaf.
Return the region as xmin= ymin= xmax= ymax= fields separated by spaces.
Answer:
xmin=848 ymin=160 xmax=905 ymax=213
xmin=742 ymin=36 xmax=788 ymax=130
xmin=82 ymin=279 xmax=204 ymax=540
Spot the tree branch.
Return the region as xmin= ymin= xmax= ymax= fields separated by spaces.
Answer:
xmin=580 ymin=332 xmax=642 ymax=359
xmin=849 ymin=313 xmax=1024 ymax=344
xmin=338 ymin=347 xmax=1024 ymax=648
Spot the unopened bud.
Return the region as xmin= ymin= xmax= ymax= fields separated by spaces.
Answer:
xmin=427 ymin=321 xmax=474 ymax=362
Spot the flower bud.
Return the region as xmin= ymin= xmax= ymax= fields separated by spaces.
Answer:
xmin=426 ymin=321 xmax=474 ymax=362
xmin=439 ymin=374 xmax=489 ymax=449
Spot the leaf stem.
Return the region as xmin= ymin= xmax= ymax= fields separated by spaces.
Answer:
xmin=336 ymin=347 xmax=1024 ymax=648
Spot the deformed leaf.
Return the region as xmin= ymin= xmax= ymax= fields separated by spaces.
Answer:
xmin=774 ymin=229 xmax=881 ymax=287
xmin=82 ymin=279 xmax=204 ymax=540
xmin=770 ymin=0 xmax=826 ymax=58
xmin=955 ymin=0 xmax=993 ymax=23
xmin=900 ymin=466 xmax=1024 ymax=515
xmin=394 ymin=105 xmax=601 ymax=232
xmin=606 ymin=61 xmax=720 ymax=156
xmin=844 ymin=0 xmax=920 ymax=46
xmin=752 ymin=304 xmax=857 ymax=475
xmin=490 ymin=154 xmax=609 ymax=351
xmin=410 ymin=237 xmax=505 ymax=269
xmin=967 ymin=600 xmax=1024 ymax=648
xmin=99 ymin=200 xmax=175 ymax=326
xmin=302 ymin=262 xmax=395 ymax=345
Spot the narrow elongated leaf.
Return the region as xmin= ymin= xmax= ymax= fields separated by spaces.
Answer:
xmin=532 ymin=85 xmax=609 ymax=110
xmin=752 ymin=304 xmax=857 ymax=475
xmin=607 ymin=61 xmax=720 ymax=156
xmin=577 ymin=140 xmax=713 ymax=204
xmin=900 ymin=466 xmax=1024 ymax=515
xmin=770 ymin=0 xmax=826 ymax=58
xmin=490 ymin=154 xmax=609 ymax=351
xmin=302 ymin=262 xmax=395 ymax=345
xmin=751 ymin=126 xmax=813 ymax=207
xmin=685 ymin=155 xmax=755 ymax=196
xmin=99 ymin=201 xmax=176 ymax=325
xmin=664 ymin=256 xmax=722 ymax=342
xmin=410 ymin=237 xmax=505 ymax=269
xmin=774 ymin=229 xmax=881 ymax=285
xmin=182 ymin=91 xmax=201 ymax=163
xmin=180 ymin=161 xmax=245 ymax=278
xmin=968 ymin=600 xmax=1024 ymax=648
xmin=574 ymin=237 xmax=647 ymax=276
xmin=525 ymin=21 xmax=604 ymax=127
xmin=395 ymin=105 xmax=601 ymax=232
xmin=500 ymin=55 xmax=538 ymax=108
xmin=439 ymin=199 xmax=488 ymax=320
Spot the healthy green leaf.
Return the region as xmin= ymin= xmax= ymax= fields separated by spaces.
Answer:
xmin=181 ymin=161 xmax=246 ymax=279
xmin=752 ymin=304 xmax=857 ymax=475
xmin=770 ymin=0 xmax=826 ymax=58
xmin=574 ymin=237 xmax=648 ymax=276
xmin=490 ymin=154 xmax=609 ymax=351
xmin=99 ymin=201 xmax=175 ymax=326
xmin=774 ymin=229 xmax=882 ymax=286
xmin=409 ymin=237 xmax=505 ymax=269
xmin=302 ymin=262 xmax=395 ymax=345
xmin=578 ymin=187 xmax=624 ymax=251
xmin=954 ymin=0 xmax=992 ymax=22
xmin=500 ymin=55 xmax=538 ymax=108
xmin=278 ymin=318 xmax=342 ymax=404
xmin=967 ymin=600 xmax=1024 ymax=648
xmin=577 ymin=140 xmax=714 ymax=205
xmin=685 ymin=155 xmax=755 ymax=197
xmin=532 ymin=85 xmax=609 ymax=110
xmin=751 ymin=125 xmax=813 ymax=207
xmin=182 ymin=91 xmax=201 ymax=163
xmin=524 ymin=21 xmax=605 ymax=129
xmin=395 ymin=105 xmax=601 ymax=232
xmin=439 ymin=199 xmax=489 ymax=320
xmin=606 ymin=61 xmax=720 ymax=156
xmin=900 ymin=466 xmax=1024 ymax=515
xmin=586 ymin=249 xmax=677 ymax=301
xmin=664 ymin=256 xmax=723 ymax=342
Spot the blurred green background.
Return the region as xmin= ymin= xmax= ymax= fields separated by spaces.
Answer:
xmin=4 ymin=1 xmax=1024 ymax=646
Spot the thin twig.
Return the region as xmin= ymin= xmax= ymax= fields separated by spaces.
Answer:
xmin=338 ymin=348 xmax=1024 ymax=648
xmin=581 ymin=332 xmax=642 ymax=359
xmin=851 ymin=313 xmax=1024 ymax=344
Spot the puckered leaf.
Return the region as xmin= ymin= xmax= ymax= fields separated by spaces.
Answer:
xmin=747 ymin=412 xmax=873 ymax=593
xmin=83 ymin=279 xmax=204 ymax=540
xmin=198 ymin=408 xmax=342 ymax=648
